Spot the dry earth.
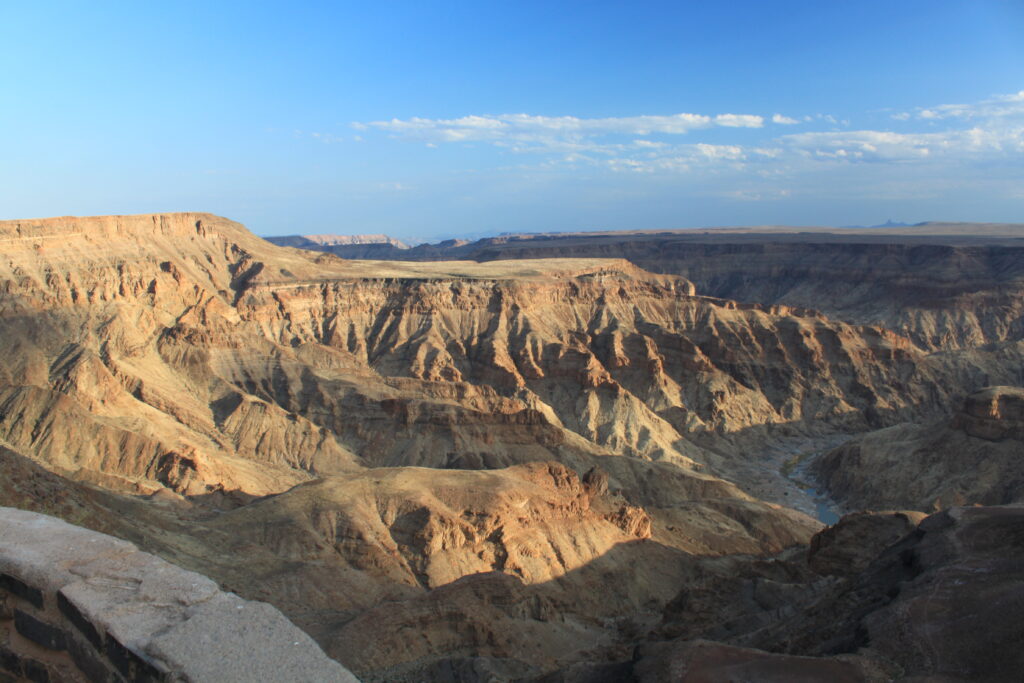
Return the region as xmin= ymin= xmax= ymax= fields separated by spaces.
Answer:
xmin=1 ymin=213 xmax=1023 ymax=679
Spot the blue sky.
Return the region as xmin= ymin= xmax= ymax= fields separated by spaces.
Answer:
xmin=2 ymin=1 xmax=1022 ymax=240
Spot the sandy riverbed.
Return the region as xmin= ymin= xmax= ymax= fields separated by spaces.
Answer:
xmin=712 ymin=434 xmax=848 ymax=524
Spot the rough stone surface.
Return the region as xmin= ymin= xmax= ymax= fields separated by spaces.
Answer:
xmin=147 ymin=593 xmax=358 ymax=683
xmin=59 ymin=549 xmax=220 ymax=657
xmin=0 ymin=507 xmax=136 ymax=596
xmin=0 ymin=507 xmax=357 ymax=682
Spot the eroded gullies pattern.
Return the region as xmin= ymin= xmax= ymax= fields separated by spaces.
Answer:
xmin=0 ymin=213 xmax=1022 ymax=679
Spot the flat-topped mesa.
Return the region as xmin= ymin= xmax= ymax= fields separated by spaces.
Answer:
xmin=266 ymin=233 xmax=410 ymax=249
xmin=0 ymin=212 xmax=691 ymax=308
xmin=0 ymin=212 xmax=242 ymax=239
xmin=952 ymin=386 xmax=1024 ymax=441
xmin=325 ymin=226 xmax=1024 ymax=351
xmin=0 ymin=213 xmax=300 ymax=314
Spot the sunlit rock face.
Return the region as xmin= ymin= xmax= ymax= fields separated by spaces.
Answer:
xmin=335 ymin=226 xmax=1024 ymax=352
xmin=0 ymin=212 xmax=958 ymax=499
xmin=1 ymin=213 xmax=1023 ymax=679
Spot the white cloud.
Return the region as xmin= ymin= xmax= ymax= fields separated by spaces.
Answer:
xmin=633 ymin=139 xmax=667 ymax=149
xmin=895 ymin=90 xmax=1024 ymax=122
xmin=772 ymin=114 xmax=800 ymax=125
xmin=342 ymin=90 xmax=1024 ymax=192
xmin=353 ymin=111 xmax=764 ymax=146
xmin=783 ymin=123 xmax=1023 ymax=164
xmin=714 ymin=114 xmax=764 ymax=128
xmin=695 ymin=143 xmax=745 ymax=160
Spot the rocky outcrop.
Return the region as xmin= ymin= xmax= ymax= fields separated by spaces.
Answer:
xmin=739 ymin=505 xmax=1024 ymax=681
xmin=952 ymin=385 xmax=1024 ymax=441
xmin=807 ymin=509 xmax=926 ymax=577
xmin=0 ymin=507 xmax=356 ymax=682
xmin=200 ymin=461 xmax=820 ymax=677
xmin=578 ymin=504 xmax=1024 ymax=682
xmin=814 ymin=386 xmax=1024 ymax=511
xmin=211 ymin=462 xmax=655 ymax=591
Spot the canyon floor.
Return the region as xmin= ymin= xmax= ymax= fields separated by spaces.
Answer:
xmin=2 ymin=213 xmax=1023 ymax=681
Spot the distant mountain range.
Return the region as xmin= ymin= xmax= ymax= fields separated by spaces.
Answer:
xmin=264 ymin=233 xmax=411 ymax=249
xmin=843 ymin=219 xmax=921 ymax=228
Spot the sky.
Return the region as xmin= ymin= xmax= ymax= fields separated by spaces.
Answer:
xmin=1 ymin=1 xmax=1023 ymax=241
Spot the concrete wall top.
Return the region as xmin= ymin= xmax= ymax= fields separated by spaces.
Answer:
xmin=0 ymin=506 xmax=358 ymax=682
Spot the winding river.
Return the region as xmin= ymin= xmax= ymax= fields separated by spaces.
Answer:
xmin=786 ymin=451 xmax=842 ymax=525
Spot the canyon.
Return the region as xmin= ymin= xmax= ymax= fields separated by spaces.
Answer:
xmin=296 ymin=223 xmax=1024 ymax=352
xmin=1 ymin=213 xmax=1023 ymax=680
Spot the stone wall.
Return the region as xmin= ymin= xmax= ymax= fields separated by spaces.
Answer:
xmin=0 ymin=507 xmax=358 ymax=682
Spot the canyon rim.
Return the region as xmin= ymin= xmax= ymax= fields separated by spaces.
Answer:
xmin=0 ymin=212 xmax=1022 ymax=680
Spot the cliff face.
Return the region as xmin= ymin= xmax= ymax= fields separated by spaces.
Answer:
xmin=633 ymin=505 xmax=1024 ymax=682
xmin=1 ymin=213 xmax=976 ymax=503
xmin=2 ymin=213 xmax=1023 ymax=679
xmin=265 ymin=233 xmax=410 ymax=250
xmin=952 ymin=385 xmax=1024 ymax=441
xmin=639 ymin=241 xmax=1024 ymax=351
xmin=814 ymin=386 xmax=1024 ymax=511
xmin=0 ymin=213 xmax=359 ymax=497
xmin=343 ymin=230 xmax=1024 ymax=352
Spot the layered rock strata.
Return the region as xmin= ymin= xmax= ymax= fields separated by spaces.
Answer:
xmin=1 ymin=213 xmax=1022 ymax=678
xmin=315 ymin=226 xmax=1024 ymax=351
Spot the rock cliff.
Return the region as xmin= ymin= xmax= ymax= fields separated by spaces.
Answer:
xmin=814 ymin=386 xmax=1024 ymax=511
xmin=331 ymin=226 xmax=1024 ymax=351
xmin=3 ymin=212 xmax=987 ymax=504
xmin=2 ymin=213 xmax=1023 ymax=679
xmin=627 ymin=505 xmax=1024 ymax=682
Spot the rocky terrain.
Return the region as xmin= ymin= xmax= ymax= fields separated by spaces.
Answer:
xmin=266 ymin=233 xmax=411 ymax=257
xmin=815 ymin=386 xmax=1024 ymax=511
xmin=315 ymin=223 xmax=1024 ymax=352
xmin=627 ymin=505 xmax=1024 ymax=682
xmin=1 ymin=212 xmax=1023 ymax=680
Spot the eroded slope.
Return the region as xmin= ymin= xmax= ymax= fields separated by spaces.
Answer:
xmin=1 ymin=213 xmax=1021 ymax=678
